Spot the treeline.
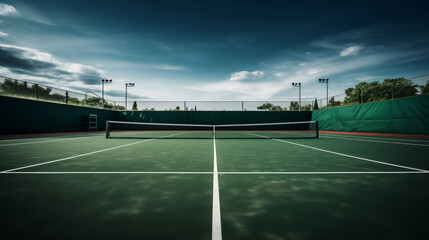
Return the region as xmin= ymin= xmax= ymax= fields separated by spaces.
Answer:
xmin=343 ymin=78 xmax=428 ymax=104
xmin=256 ymin=101 xmax=313 ymax=111
xmin=257 ymin=78 xmax=429 ymax=111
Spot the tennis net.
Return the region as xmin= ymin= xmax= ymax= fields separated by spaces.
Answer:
xmin=106 ymin=121 xmax=318 ymax=139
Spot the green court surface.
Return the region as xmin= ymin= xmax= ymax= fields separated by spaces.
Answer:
xmin=1 ymin=133 xmax=429 ymax=240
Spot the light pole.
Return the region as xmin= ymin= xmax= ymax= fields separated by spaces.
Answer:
xmin=292 ymin=82 xmax=301 ymax=111
xmin=318 ymin=78 xmax=329 ymax=107
xmin=125 ymin=83 xmax=135 ymax=110
xmin=101 ymin=79 xmax=112 ymax=108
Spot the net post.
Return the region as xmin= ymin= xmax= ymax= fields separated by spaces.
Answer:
xmin=106 ymin=120 xmax=110 ymax=138
xmin=316 ymin=121 xmax=319 ymax=139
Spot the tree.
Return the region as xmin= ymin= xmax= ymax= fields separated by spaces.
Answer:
xmin=257 ymin=102 xmax=283 ymax=111
xmin=420 ymin=81 xmax=429 ymax=95
xmin=271 ymin=105 xmax=283 ymax=111
xmin=301 ymin=104 xmax=312 ymax=111
xmin=257 ymin=102 xmax=273 ymax=111
xmin=289 ymin=101 xmax=299 ymax=111
xmin=329 ymin=97 xmax=341 ymax=107
xmin=132 ymin=101 xmax=138 ymax=110
xmin=313 ymin=98 xmax=319 ymax=110
xmin=344 ymin=78 xmax=418 ymax=105
xmin=176 ymin=106 xmax=180 ymax=110
xmin=85 ymin=97 xmax=101 ymax=107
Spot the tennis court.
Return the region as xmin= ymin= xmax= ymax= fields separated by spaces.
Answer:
xmin=1 ymin=130 xmax=428 ymax=240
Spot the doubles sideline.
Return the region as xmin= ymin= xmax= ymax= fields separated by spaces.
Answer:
xmin=246 ymin=133 xmax=429 ymax=173
xmin=0 ymin=136 xmax=100 ymax=147
xmin=320 ymin=135 xmax=429 ymax=147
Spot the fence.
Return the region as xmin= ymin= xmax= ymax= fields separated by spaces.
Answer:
xmin=1 ymin=75 xmax=427 ymax=111
xmin=115 ymin=100 xmax=315 ymax=111
xmin=0 ymin=76 xmax=117 ymax=110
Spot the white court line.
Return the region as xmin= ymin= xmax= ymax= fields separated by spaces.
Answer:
xmin=274 ymin=139 xmax=429 ymax=172
xmin=212 ymin=137 xmax=222 ymax=240
xmin=1 ymin=171 xmax=213 ymax=174
xmin=1 ymin=171 xmax=427 ymax=175
xmin=0 ymin=134 xmax=104 ymax=142
xmin=246 ymin=133 xmax=429 ymax=173
xmin=219 ymin=171 xmax=427 ymax=174
xmin=0 ymin=136 xmax=99 ymax=147
xmin=321 ymin=135 xmax=429 ymax=147
xmin=320 ymin=134 xmax=429 ymax=143
xmin=1 ymin=132 xmax=184 ymax=173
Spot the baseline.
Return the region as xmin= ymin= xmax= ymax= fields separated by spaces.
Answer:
xmin=1 ymin=171 xmax=213 ymax=174
xmin=1 ymin=171 xmax=427 ymax=175
xmin=219 ymin=171 xmax=427 ymax=174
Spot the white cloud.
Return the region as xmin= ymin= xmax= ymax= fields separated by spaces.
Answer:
xmin=188 ymin=80 xmax=284 ymax=100
xmin=355 ymin=76 xmax=383 ymax=81
xmin=274 ymin=72 xmax=286 ymax=77
xmin=143 ymin=64 xmax=186 ymax=71
xmin=0 ymin=31 xmax=8 ymax=37
xmin=340 ymin=46 xmax=362 ymax=56
xmin=0 ymin=4 xmax=19 ymax=16
xmin=229 ymin=70 xmax=264 ymax=81
xmin=306 ymin=69 xmax=323 ymax=75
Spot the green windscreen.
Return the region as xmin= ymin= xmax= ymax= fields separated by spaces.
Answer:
xmin=312 ymin=95 xmax=429 ymax=135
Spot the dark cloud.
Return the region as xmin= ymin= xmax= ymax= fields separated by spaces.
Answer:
xmin=0 ymin=44 xmax=104 ymax=85
xmin=0 ymin=46 xmax=56 ymax=70
xmin=107 ymin=89 xmax=144 ymax=99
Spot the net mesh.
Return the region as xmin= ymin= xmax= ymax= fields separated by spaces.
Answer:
xmin=106 ymin=121 xmax=318 ymax=139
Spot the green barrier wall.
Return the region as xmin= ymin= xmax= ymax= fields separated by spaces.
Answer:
xmin=0 ymin=95 xmax=312 ymax=134
xmin=118 ymin=110 xmax=312 ymax=125
xmin=0 ymin=96 xmax=117 ymax=134
xmin=312 ymin=95 xmax=429 ymax=135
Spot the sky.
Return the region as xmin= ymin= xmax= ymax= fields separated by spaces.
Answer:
xmin=0 ymin=0 xmax=428 ymax=101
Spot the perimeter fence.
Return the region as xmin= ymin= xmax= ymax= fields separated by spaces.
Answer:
xmin=1 ymin=75 xmax=428 ymax=111
xmin=0 ymin=76 xmax=120 ymax=110
xmin=115 ymin=100 xmax=315 ymax=111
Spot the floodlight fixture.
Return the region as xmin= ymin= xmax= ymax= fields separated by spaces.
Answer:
xmin=101 ymin=79 xmax=113 ymax=108
xmin=292 ymin=82 xmax=302 ymax=111
xmin=125 ymin=83 xmax=135 ymax=110
xmin=318 ymin=78 xmax=329 ymax=107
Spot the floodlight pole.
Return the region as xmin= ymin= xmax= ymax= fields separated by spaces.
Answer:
xmin=101 ymin=79 xmax=112 ymax=108
xmin=318 ymin=78 xmax=329 ymax=107
xmin=125 ymin=83 xmax=135 ymax=110
xmin=292 ymin=82 xmax=302 ymax=111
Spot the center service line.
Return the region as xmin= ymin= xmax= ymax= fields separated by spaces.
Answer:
xmin=212 ymin=137 xmax=222 ymax=240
